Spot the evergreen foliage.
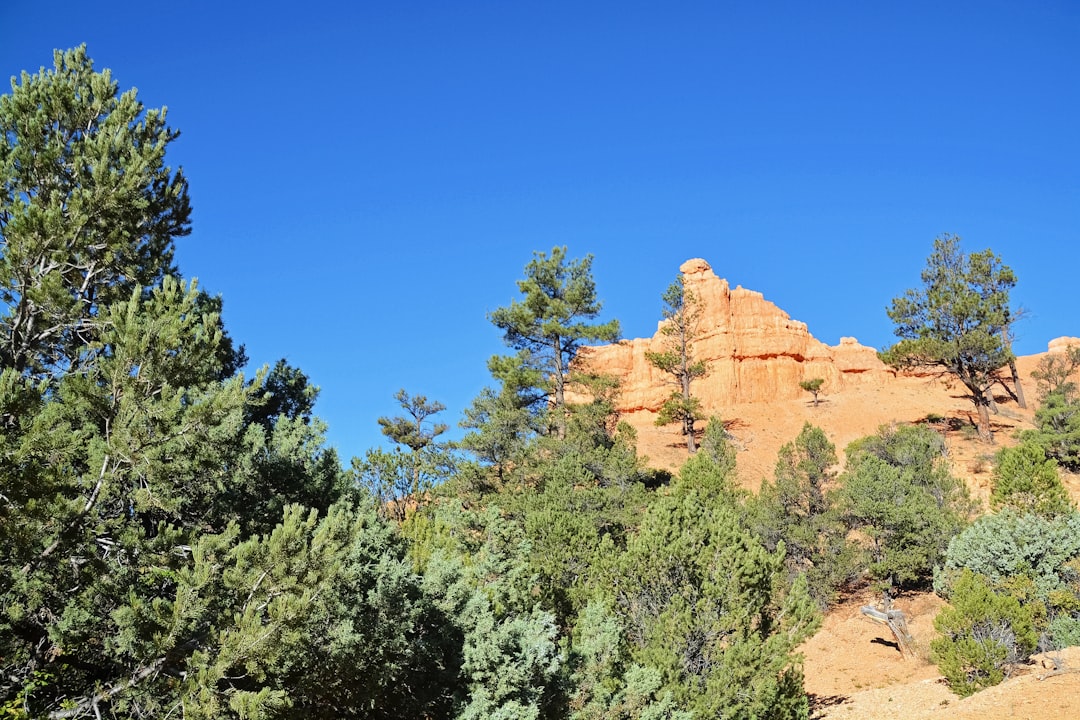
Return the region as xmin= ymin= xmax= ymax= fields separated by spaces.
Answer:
xmin=834 ymin=424 xmax=974 ymax=593
xmin=934 ymin=509 xmax=1080 ymax=689
xmin=0 ymin=46 xmax=191 ymax=379
xmin=1026 ymin=392 xmax=1080 ymax=470
xmin=458 ymin=353 xmax=544 ymax=489
xmin=246 ymin=358 xmax=318 ymax=428
xmin=1030 ymin=394 xmax=1080 ymax=467
xmin=417 ymin=504 xmax=564 ymax=720
xmin=1023 ymin=349 xmax=1080 ymax=469
xmin=936 ymin=509 xmax=1080 ymax=607
xmin=1049 ymin=614 xmax=1080 ymax=650
xmin=567 ymin=601 xmax=691 ymax=720
xmin=990 ymin=442 xmax=1073 ymax=517
xmin=1031 ymin=345 xmax=1080 ymax=397
xmin=644 ymin=277 xmax=707 ymax=453
xmin=752 ymin=423 xmax=855 ymax=607
xmin=169 ymin=503 xmax=446 ymax=719
xmin=517 ymin=449 xmax=651 ymax=623
xmin=608 ymin=478 xmax=820 ymax=719
xmin=0 ymin=278 xmax=370 ymax=717
xmin=931 ymin=569 xmax=1038 ymax=697
xmin=798 ymin=378 xmax=824 ymax=406
xmin=378 ymin=388 xmax=449 ymax=451
xmin=488 ymin=247 xmax=619 ymax=437
xmin=675 ymin=417 xmax=743 ymax=504
xmin=882 ymin=235 xmax=1016 ymax=442
xmin=354 ymin=389 xmax=455 ymax=521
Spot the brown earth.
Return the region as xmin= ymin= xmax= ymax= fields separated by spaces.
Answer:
xmin=576 ymin=258 xmax=1080 ymax=719
xmin=803 ymin=590 xmax=1080 ymax=720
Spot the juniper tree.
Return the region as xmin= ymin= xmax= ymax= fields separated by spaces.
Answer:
xmin=608 ymin=478 xmax=819 ymax=718
xmin=415 ymin=504 xmax=563 ymax=720
xmin=1031 ymin=345 xmax=1080 ymax=398
xmin=990 ymin=442 xmax=1073 ymax=518
xmin=833 ymin=424 xmax=975 ymax=595
xmin=932 ymin=569 xmax=1038 ymax=697
xmin=1026 ymin=392 xmax=1080 ymax=470
xmin=799 ymin=378 xmax=824 ymax=407
xmin=752 ymin=423 xmax=854 ymax=607
xmin=1024 ymin=346 xmax=1080 ymax=469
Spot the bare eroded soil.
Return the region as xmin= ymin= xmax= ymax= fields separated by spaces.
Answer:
xmin=631 ymin=352 xmax=1080 ymax=719
xmin=803 ymin=590 xmax=1080 ymax=720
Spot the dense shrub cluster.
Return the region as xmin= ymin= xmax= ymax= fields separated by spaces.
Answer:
xmin=933 ymin=508 xmax=1080 ymax=695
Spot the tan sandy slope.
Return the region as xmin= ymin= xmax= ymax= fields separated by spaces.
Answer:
xmin=804 ymin=590 xmax=1080 ymax=720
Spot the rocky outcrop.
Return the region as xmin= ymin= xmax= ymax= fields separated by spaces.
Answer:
xmin=577 ymin=259 xmax=891 ymax=414
xmin=1048 ymin=336 xmax=1080 ymax=354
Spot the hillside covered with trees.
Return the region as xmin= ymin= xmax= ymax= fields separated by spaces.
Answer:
xmin=2 ymin=48 xmax=1080 ymax=720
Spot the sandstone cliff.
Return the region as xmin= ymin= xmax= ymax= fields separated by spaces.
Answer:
xmin=576 ymin=259 xmax=1068 ymax=489
xmin=578 ymin=258 xmax=891 ymax=414
xmin=1048 ymin=336 xmax=1080 ymax=354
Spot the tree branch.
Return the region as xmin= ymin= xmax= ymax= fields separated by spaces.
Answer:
xmin=22 ymin=455 xmax=110 ymax=573
xmin=47 ymin=656 xmax=166 ymax=719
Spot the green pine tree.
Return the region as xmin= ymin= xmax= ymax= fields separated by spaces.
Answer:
xmin=834 ymin=424 xmax=975 ymax=594
xmin=883 ymin=235 xmax=1017 ymax=442
xmin=990 ymin=442 xmax=1073 ymax=517
xmin=0 ymin=46 xmax=191 ymax=379
xmin=644 ymin=276 xmax=707 ymax=453
xmin=752 ymin=423 xmax=855 ymax=607
xmin=609 ymin=479 xmax=820 ymax=719
xmin=489 ymin=247 xmax=619 ymax=438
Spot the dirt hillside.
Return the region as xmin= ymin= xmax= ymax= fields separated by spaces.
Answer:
xmin=577 ymin=259 xmax=1080 ymax=718
xmin=803 ymin=589 xmax=1080 ymax=720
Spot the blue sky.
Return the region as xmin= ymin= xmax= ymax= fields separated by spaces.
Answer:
xmin=3 ymin=2 xmax=1077 ymax=461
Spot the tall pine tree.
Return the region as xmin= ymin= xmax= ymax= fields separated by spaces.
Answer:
xmin=489 ymin=247 xmax=619 ymax=438
xmin=0 ymin=46 xmax=191 ymax=379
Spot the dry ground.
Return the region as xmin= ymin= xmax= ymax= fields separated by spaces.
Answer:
xmin=803 ymin=590 xmax=1080 ymax=720
xmin=632 ymin=353 xmax=1080 ymax=503
xmin=630 ymin=352 xmax=1080 ymax=718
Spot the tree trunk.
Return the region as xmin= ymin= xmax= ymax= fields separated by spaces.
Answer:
xmin=975 ymin=399 xmax=994 ymax=443
xmin=681 ymin=373 xmax=695 ymax=453
xmin=553 ymin=337 xmax=567 ymax=439
xmin=1001 ymin=327 xmax=1028 ymax=409
xmin=985 ymin=387 xmax=999 ymax=414
xmin=860 ymin=601 xmax=917 ymax=658
xmin=1010 ymin=359 xmax=1027 ymax=409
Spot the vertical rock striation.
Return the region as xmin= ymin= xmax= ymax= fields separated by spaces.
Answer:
xmin=577 ymin=259 xmax=891 ymax=414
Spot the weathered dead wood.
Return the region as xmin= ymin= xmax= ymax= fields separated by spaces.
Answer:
xmin=860 ymin=600 xmax=917 ymax=658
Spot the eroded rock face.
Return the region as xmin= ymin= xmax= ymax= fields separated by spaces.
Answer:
xmin=1048 ymin=337 xmax=1080 ymax=354
xmin=577 ymin=259 xmax=891 ymax=413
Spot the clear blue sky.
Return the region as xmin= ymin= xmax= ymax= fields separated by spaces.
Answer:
xmin=3 ymin=1 xmax=1078 ymax=461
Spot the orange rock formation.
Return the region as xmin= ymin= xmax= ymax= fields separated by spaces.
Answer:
xmin=1048 ymin=336 xmax=1080 ymax=354
xmin=578 ymin=258 xmax=1069 ymax=488
xmin=578 ymin=258 xmax=890 ymax=413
